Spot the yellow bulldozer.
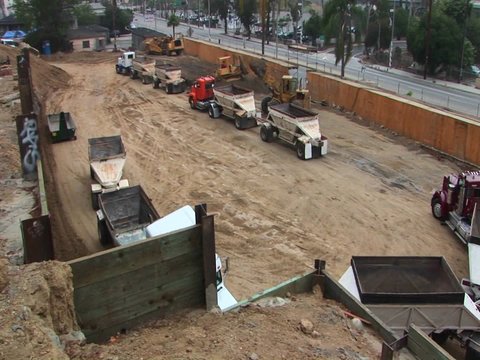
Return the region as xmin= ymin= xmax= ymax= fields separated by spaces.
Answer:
xmin=261 ymin=75 xmax=311 ymax=114
xmin=215 ymin=56 xmax=242 ymax=81
xmin=144 ymin=35 xmax=184 ymax=56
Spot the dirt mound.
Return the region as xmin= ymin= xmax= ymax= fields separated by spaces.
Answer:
xmin=0 ymin=261 xmax=82 ymax=359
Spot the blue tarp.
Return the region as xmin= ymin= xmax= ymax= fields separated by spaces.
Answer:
xmin=1 ymin=30 xmax=26 ymax=39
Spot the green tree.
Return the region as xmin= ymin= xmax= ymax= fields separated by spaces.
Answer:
xmin=234 ymin=0 xmax=256 ymax=39
xmin=467 ymin=16 xmax=480 ymax=62
xmin=209 ymin=0 xmax=231 ymax=34
xmin=393 ymin=7 xmax=408 ymax=39
xmin=303 ymin=10 xmax=322 ymax=46
xmin=407 ymin=10 xmax=465 ymax=75
xmin=74 ymin=3 xmax=97 ymax=26
xmin=100 ymin=2 xmax=133 ymax=32
xmin=167 ymin=13 xmax=181 ymax=36
xmin=13 ymin=0 xmax=80 ymax=52
xmin=289 ymin=0 xmax=301 ymax=42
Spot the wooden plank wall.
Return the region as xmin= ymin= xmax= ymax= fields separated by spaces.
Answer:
xmin=307 ymin=71 xmax=480 ymax=165
xmin=407 ymin=324 xmax=455 ymax=360
xmin=68 ymin=225 xmax=207 ymax=343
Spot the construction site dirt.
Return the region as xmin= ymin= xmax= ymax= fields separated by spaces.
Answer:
xmin=0 ymin=48 xmax=471 ymax=359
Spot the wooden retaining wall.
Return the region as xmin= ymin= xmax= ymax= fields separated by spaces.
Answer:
xmin=67 ymin=215 xmax=216 ymax=343
xmin=307 ymin=72 xmax=480 ymax=165
xmin=184 ymin=38 xmax=480 ymax=165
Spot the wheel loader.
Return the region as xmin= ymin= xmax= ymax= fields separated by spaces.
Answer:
xmin=261 ymin=75 xmax=311 ymax=114
xmin=215 ymin=56 xmax=242 ymax=81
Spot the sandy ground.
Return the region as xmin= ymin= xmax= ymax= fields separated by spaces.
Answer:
xmin=44 ymin=54 xmax=468 ymax=301
xmin=0 ymin=47 xmax=472 ymax=359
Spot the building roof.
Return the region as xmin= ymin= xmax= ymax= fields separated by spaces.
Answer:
xmin=131 ymin=27 xmax=166 ymax=38
xmin=67 ymin=25 xmax=109 ymax=40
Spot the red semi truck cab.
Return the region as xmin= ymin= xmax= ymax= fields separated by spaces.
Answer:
xmin=188 ymin=76 xmax=215 ymax=111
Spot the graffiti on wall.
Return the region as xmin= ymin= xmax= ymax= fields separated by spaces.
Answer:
xmin=16 ymin=114 xmax=40 ymax=179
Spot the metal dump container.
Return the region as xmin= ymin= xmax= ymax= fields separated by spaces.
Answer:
xmin=351 ymin=256 xmax=465 ymax=304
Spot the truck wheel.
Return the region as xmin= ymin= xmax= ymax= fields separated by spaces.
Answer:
xmin=98 ymin=219 xmax=111 ymax=246
xmin=153 ymin=80 xmax=159 ymax=89
xmin=115 ymin=66 xmax=121 ymax=74
xmin=208 ymin=105 xmax=216 ymax=118
xmin=91 ymin=192 xmax=99 ymax=210
xmin=130 ymin=70 xmax=135 ymax=79
xmin=296 ymin=142 xmax=306 ymax=160
xmin=189 ymin=97 xmax=195 ymax=109
xmin=431 ymin=198 xmax=446 ymax=221
xmin=234 ymin=117 xmax=243 ymax=130
xmin=261 ymin=96 xmax=272 ymax=114
xmin=260 ymin=125 xmax=273 ymax=142
xmin=141 ymin=76 xmax=147 ymax=84
xmin=165 ymin=85 xmax=171 ymax=94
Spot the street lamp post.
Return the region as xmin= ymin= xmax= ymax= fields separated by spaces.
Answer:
xmin=208 ymin=0 xmax=211 ymax=40
xmin=389 ymin=1 xmax=395 ymax=68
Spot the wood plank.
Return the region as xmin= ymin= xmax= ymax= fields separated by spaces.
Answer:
xmin=407 ymin=324 xmax=454 ymax=360
xmin=201 ymin=215 xmax=217 ymax=311
xmin=322 ymin=269 xmax=398 ymax=344
xmin=69 ymin=226 xmax=201 ymax=288
xmin=235 ymin=271 xmax=316 ymax=308
xmin=85 ymin=289 xmax=205 ymax=343
xmin=80 ymin=278 xmax=204 ymax=336
xmin=74 ymin=250 xmax=203 ymax=312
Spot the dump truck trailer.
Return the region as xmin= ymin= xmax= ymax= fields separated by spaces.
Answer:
xmin=258 ymin=103 xmax=328 ymax=160
xmin=97 ymin=192 xmax=238 ymax=311
xmin=152 ymin=62 xmax=186 ymax=93
xmin=339 ymin=256 xmax=480 ymax=359
xmin=96 ymin=185 xmax=159 ymax=247
xmin=207 ymin=84 xmax=258 ymax=130
xmin=88 ymin=135 xmax=129 ymax=210
xmin=47 ymin=112 xmax=77 ymax=143
xmin=130 ymin=56 xmax=155 ymax=84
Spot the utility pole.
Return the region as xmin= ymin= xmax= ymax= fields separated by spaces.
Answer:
xmin=261 ymin=0 xmax=266 ymax=55
xmin=112 ymin=0 xmax=117 ymax=52
xmin=208 ymin=0 xmax=211 ymax=40
xmin=389 ymin=0 xmax=395 ymax=68
xmin=423 ymin=0 xmax=432 ymax=80
xmin=459 ymin=0 xmax=470 ymax=83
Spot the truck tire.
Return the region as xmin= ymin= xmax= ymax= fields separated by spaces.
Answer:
xmin=261 ymin=96 xmax=272 ymax=114
xmin=98 ymin=219 xmax=111 ymax=246
xmin=176 ymin=50 xmax=182 ymax=56
xmin=130 ymin=70 xmax=135 ymax=79
xmin=189 ymin=97 xmax=195 ymax=109
xmin=296 ymin=141 xmax=306 ymax=160
xmin=165 ymin=85 xmax=171 ymax=94
xmin=115 ymin=66 xmax=121 ymax=74
xmin=141 ymin=76 xmax=147 ymax=84
xmin=260 ymin=125 xmax=273 ymax=142
xmin=91 ymin=192 xmax=99 ymax=210
xmin=208 ymin=105 xmax=215 ymax=118
xmin=431 ymin=197 xmax=446 ymax=221
xmin=153 ymin=80 xmax=159 ymax=89
xmin=234 ymin=116 xmax=243 ymax=130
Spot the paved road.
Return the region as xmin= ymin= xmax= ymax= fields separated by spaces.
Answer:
xmin=132 ymin=13 xmax=480 ymax=120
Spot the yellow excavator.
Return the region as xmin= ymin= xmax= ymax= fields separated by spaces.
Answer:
xmin=261 ymin=75 xmax=311 ymax=114
xmin=144 ymin=35 xmax=184 ymax=56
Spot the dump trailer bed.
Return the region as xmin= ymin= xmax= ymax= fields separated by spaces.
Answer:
xmin=97 ymin=185 xmax=160 ymax=247
xmin=88 ymin=135 xmax=126 ymax=188
xmin=339 ymin=256 xmax=480 ymax=342
xmin=131 ymin=57 xmax=155 ymax=83
xmin=209 ymin=84 xmax=257 ymax=129
xmin=258 ymin=103 xmax=328 ymax=160
xmin=152 ymin=62 xmax=186 ymax=93
xmin=47 ymin=112 xmax=76 ymax=143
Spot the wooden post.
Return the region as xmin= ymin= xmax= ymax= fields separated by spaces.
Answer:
xmin=201 ymin=214 xmax=217 ymax=311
